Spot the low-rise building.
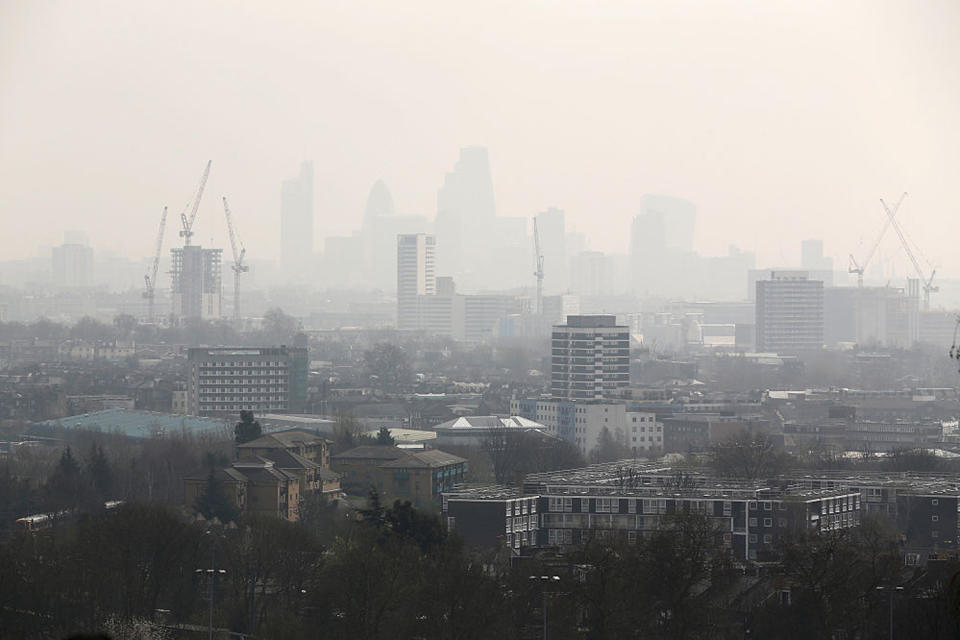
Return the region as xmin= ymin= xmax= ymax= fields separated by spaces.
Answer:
xmin=184 ymin=459 xmax=300 ymax=522
xmin=443 ymin=460 xmax=861 ymax=560
xmin=332 ymin=445 xmax=467 ymax=509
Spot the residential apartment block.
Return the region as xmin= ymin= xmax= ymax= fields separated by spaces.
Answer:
xmin=186 ymin=346 xmax=308 ymax=415
xmin=444 ymin=461 xmax=861 ymax=561
xmin=551 ymin=315 xmax=630 ymax=401
xmin=755 ymin=271 xmax=823 ymax=352
xmin=511 ymin=397 xmax=662 ymax=454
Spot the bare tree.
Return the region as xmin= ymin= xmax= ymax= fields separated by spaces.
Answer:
xmin=711 ymin=431 xmax=790 ymax=479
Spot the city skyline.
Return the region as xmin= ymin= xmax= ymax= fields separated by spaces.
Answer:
xmin=2 ymin=1 xmax=959 ymax=278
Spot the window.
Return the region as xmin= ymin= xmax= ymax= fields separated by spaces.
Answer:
xmin=749 ymin=502 xmax=757 ymax=511
xmin=749 ymin=534 xmax=758 ymax=543
xmin=764 ymin=502 xmax=772 ymax=511
xmin=764 ymin=518 xmax=772 ymax=527
xmin=723 ymin=501 xmax=732 ymax=516
xmin=932 ymin=515 xmax=940 ymax=522
xmin=628 ymin=499 xmax=636 ymax=514
xmin=932 ymin=499 xmax=939 ymax=506
xmin=763 ymin=534 xmax=772 ymax=544
xmin=749 ymin=518 xmax=758 ymax=527
xmin=597 ymin=498 xmax=614 ymax=513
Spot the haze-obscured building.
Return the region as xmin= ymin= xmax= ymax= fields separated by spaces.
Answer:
xmin=170 ymin=246 xmax=222 ymax=319
xmin=51 ymin=231 xmax=94 ymax=288
xmin=281 ymin=161 xmax=314 ymax=280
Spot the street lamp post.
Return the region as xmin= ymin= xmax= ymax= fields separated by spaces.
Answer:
xmin=196 ymin=530 xmax=228 ymax=640
xmin=529 ymin=575 xmax=561 ymax=640
xmin=875 ymin=585 xmax=904 ymax=640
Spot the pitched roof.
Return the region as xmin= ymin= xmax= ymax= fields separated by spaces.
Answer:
xmin=255 ymin=449 xmax=320 ymax=470
xmin=379 ymin=449 xmax=466 ymax=469
xmin=237 ymin=429 xmax=328 ymax=450
xmin=433 ymin=415 xmax=547 ymax=431
xmin=332 ymin=445 xmax=412 ymax=462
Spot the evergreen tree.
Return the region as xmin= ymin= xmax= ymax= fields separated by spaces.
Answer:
xmin=86 ymin=444 xmax=113 ymax=500
xmin=375 ymin=427 xmax=395 ymax=446
xmin=45 ymin=447 xmax=83 ymax=511
xmin=193 ymin=469 xmax=240 ymax=523
xmin=234 ymin=410 xmax=262 ymax=445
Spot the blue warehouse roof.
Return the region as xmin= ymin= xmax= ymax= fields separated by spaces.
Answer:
xmin=32 ymin=409 xmax=231 ymax=439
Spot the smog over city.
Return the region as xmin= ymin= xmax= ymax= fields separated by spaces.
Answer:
xmin=2 ymin=2 xmax=960 ymax=639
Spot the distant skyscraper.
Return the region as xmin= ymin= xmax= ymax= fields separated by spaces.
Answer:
xmin=281 ymin=161 xmax=314 ymax=279
xmin=51 ymin=231 xmax=93 ymax=287
xmin=630 ymin=194 xmax=697 ymax=296
xmin=437 ymin=147 xmax=496 ymax=220
xmin=551 ymin=315 xmax=630 ymax=401
xmin=755 ymin=271 xmax=824 ymax=352
xmin=363 ymin=179 xmax=396 ymax=229
xmin=435 ymin=147 xmax=496 ymax=276
xmin=636 ymin=194 xmax=696 ymax=252
xmin=397 ymin=233 xmax=436 ymax=330
xmin=800 ymin=239 xmax=833 ymax=271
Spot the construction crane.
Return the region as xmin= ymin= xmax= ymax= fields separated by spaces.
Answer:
xmin=143 ymin=206 xmax=168 ymax=324
xmin=533 ymin=216 xmax=544 ymax=315
xmin=222 ymin=196 xmax=248 ymax=321
xmin=179 ymin=160 xmax=212 ymax=246
xmin=880 ymin=192 xmax=938 ymax=310
xmin=848 ymin=192 xmax=906 ymax=287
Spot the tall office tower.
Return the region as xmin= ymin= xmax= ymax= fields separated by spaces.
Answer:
xmin=363 ymin=179 xmax=396 ymax=229
xmin=171 ymin=246 xmax=222 ymax=319
xmin=397 ymin=233 xmax=436 ymax=330
xmin=536 ymin=207 xmax=567 ymax=293
xmin=281 ymin=161 xmax=314 ymax=280
xmin=551 ymin=315 xmax=630 ymax=401
xmin=630 ymin=194 xmax=697 ymax=295
xmin=435 ymin=147 xmax=496 ymax=276
xmin=755 ymin=271 xmax=824 ymax=353
xmin=570 ymin=250 xmax=615 ymax=296
xmin=800 ymin=238 xmax=834 ymax=271
xmin=51 ymin=231 xmax=94 ymax=287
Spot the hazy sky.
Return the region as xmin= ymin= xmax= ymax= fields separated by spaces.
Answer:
xmin=2 ymin=0 xmax=958 ymax=278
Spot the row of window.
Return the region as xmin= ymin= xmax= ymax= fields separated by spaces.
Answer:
xmin=198 ymin=361 xmax=286 ymax=367
xmin=506 ymin=515 xmax=534 ymax=533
